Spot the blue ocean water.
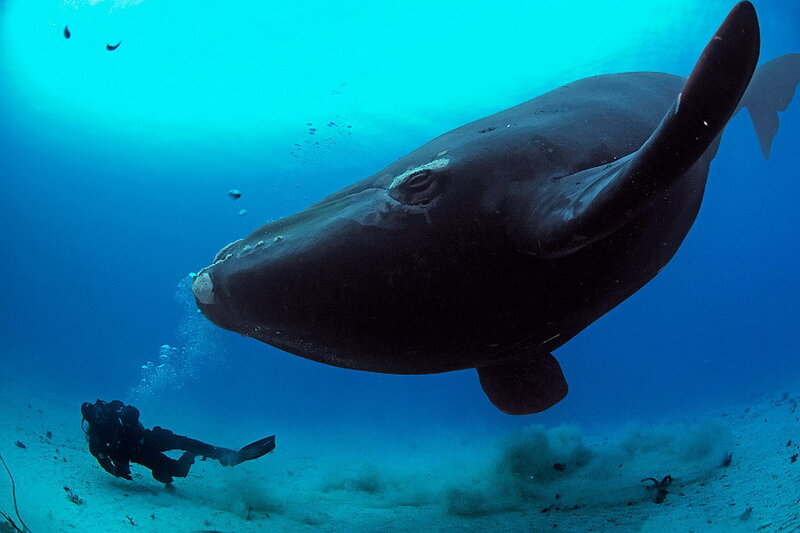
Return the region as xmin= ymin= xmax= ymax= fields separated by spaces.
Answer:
xmin=0 ymin=0 xmax=798 ymax=529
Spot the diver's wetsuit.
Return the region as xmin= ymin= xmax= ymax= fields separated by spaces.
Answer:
xmin=81 ymin=399 xmax=274 ymax=484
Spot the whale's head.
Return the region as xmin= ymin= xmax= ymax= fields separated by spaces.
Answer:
xmin=192 ymin=142 xmax=527 ymax=373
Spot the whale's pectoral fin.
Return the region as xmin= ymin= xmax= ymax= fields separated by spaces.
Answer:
xmin=741 ymin=54 xmax=800 ymax=159
xmin=530 ymin=1 xmax=760 ymax=258
xmin=477 ymin=352 xmax=568 ymax=415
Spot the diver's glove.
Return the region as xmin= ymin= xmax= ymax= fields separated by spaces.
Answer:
xmin=112 ymin=461 xmax=132 ymax=480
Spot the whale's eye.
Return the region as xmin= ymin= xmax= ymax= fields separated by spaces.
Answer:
xmin=405 ymin=170 xmax=433 ymax=190
xmin=389 ymin=169 xmax=443 ymax=204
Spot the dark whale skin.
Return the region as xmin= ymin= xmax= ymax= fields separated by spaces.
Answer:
xmin=192 ymin=3 xmax=798 ymax=413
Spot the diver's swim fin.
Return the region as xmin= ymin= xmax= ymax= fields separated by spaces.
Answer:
xmin=234 ymin=435 xmax=276 ymax=465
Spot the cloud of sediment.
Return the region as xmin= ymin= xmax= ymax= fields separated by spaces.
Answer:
xmin=444 ymin=419 xmax=732 ymax=515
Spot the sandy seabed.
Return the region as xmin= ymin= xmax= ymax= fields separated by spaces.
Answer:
xmin=1 ymin=369 xmax=799 ymax=533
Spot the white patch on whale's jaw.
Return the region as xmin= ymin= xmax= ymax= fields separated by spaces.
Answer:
xmin=214 ymin=238 xmax=244 ymax=262
xmin=192 ymin=271 xmax=215 ymax=305
xmin=388 ymin=158 xmax=450 ymax=190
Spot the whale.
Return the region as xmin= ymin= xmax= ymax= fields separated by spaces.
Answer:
xmin=192 ymin=2 xmax=799 ymax=414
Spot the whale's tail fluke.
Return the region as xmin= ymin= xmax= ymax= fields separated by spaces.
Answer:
xmin=741 ymin=53 xmax=800 ymax=159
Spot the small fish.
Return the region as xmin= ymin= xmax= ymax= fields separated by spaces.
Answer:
xmin=228 ymin=189 xmax=242 ymax=200
xmin=64 ymin=25 xmax=71 ymax=39
xmin=106 ymin=41 xmax=122 ymax=51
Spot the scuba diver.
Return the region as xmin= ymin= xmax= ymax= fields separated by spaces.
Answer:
xmin=81 ymin=399 xmax=275 ymax=485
